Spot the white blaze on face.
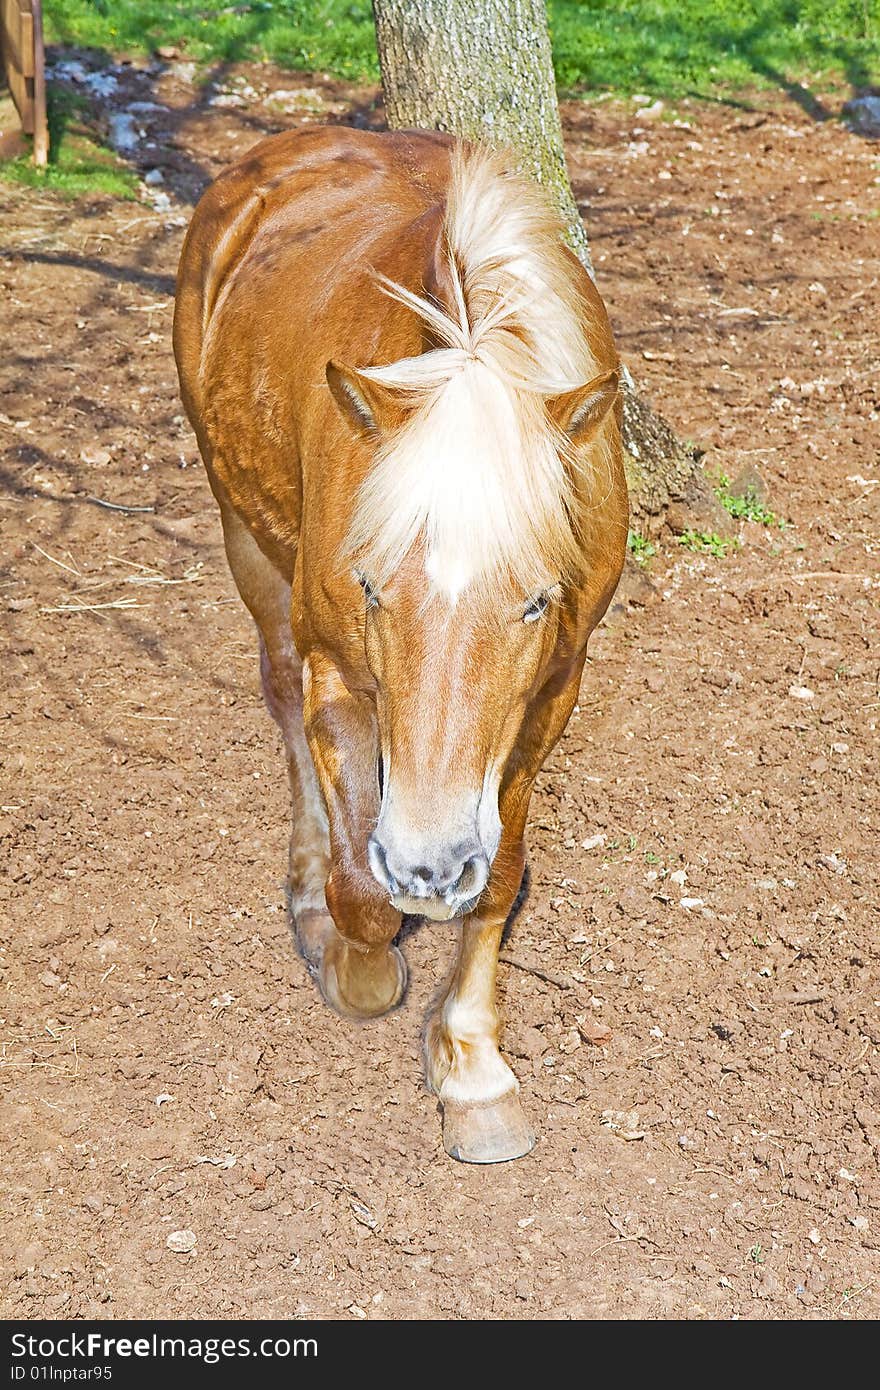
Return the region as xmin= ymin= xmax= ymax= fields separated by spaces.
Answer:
xmin=416 ymin=363 xmax=518 ymax=602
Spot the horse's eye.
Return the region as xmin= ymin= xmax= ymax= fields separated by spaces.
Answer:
xmin=355 ymin=570 xmax=379 ymax=608
xmin=523 ymin=591 xmax=549 ymax=624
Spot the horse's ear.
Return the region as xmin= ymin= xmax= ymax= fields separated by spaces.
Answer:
xmin=547 ymin=368 xmax=620 ymax=444
xmin=326 ymin=361 xmax=406 ymax=439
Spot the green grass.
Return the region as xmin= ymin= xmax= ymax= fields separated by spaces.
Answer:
xmin=43 ymin=0 xmax=880 ymax=98
xmin=45 ymin=1 xmax=380 ymax=81
xmin=679 ymin=529 xmax=739 ymax=557
xmin=627 ymin=529 xmax=658 ymax=565
xmin=714 ymin=472 xmax=790 ymax=527
xmin=549 ymin=0 xmax=879 ymax=98
xmin=715 ymin=474 xmax=780 ymax=526
xmin=0 ymin=86 xmax=137 ymax=197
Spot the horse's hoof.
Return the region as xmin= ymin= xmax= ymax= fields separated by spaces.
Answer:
xmin=320 ymin=944 xmax=407 ymax=1020
xmin=441 ymin=1092 xmax=536 ymax=1164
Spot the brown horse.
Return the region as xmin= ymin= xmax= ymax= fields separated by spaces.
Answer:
xmin=174 ymin=126 xmax=628 ymax=1163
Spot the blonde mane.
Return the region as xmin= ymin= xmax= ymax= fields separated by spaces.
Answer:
xmin=346 ymin=147 xmax=611 ymax=604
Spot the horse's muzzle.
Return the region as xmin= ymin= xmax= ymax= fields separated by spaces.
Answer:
xmin=367 ymin=834 xmax=489 ymax=920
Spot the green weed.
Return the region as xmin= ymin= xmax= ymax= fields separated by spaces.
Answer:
xmin=715 ymin=475 xmax=782 ymax=527
xmin=679 ymin=530 xmax=739 ymax=557
xmin=627 ymin=530 xmax=657 ymax=565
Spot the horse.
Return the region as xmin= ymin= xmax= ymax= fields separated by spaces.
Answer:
xmin=173 ymin=126 xmax=628 ymax=1164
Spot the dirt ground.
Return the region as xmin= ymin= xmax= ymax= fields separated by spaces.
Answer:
xmin=1 ymin=53 xmax=879 ymax=1321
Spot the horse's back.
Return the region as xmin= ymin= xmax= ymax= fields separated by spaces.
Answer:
xmin=174 ymin=127 xmax=453 ymax=418
xmin=173 ymin=127 xmax=458 ymax=570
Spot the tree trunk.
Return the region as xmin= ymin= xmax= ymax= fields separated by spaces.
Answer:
xmin=372 ymin=0 xmax=721 ymax=531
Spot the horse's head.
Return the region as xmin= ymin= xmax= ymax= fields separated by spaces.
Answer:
xmin=327 ymin=346 xmax=622 ymax=922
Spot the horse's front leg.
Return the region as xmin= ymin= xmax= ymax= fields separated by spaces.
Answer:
xmin=300 ymin=652 xmax=406 ymax=1020
xmin=425 ymin=838 xmax=535 ymax=1164
xmin=425 ymin=672 xmax=586 ymax=1162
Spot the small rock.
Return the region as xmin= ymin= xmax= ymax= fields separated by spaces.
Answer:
xmin=144 ymin=168 xmax=165 ymax=185
xmin=166 ymin=1229 xmax=196 ymax=1253
xmin=577 ymin=1016 xmax=612 ymax=1046
xmin=601 ymin=1109 xmax=646 ymax=1141
xmin=843 ymin=95 xmax=880 ymax=136
xmin=788 ymin=685 xmax=815 ymax=701
xmin=703 ymin=667 xmax=736 ymax=690
xmin=559 ymin=1027 xmax=582 ymax=1055
xmin=109 ymin=112 xmax=138 ymax=152
xmin=80 ymin=446 xmax=111 ymax=466
xmin=169 ymin=61 xmax=197 ymax=83
xmin=350 ymin=1200 xmax=377 ymax=1231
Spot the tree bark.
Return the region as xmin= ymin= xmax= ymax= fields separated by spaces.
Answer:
xmin=372 ymin=0 xmax=722 ymax=530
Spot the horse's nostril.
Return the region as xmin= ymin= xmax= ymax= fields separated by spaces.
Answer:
xmin=367 ymin=835 xmax=397 ymax=894
xmin=412 ymin=865 xmax=433 ymax=883
xmin=453 ymin=853 xmax=490 ymax=902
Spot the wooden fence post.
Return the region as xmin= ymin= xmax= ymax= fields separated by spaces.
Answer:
xmin=1 ymin=0 xmax=48 ymax=165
